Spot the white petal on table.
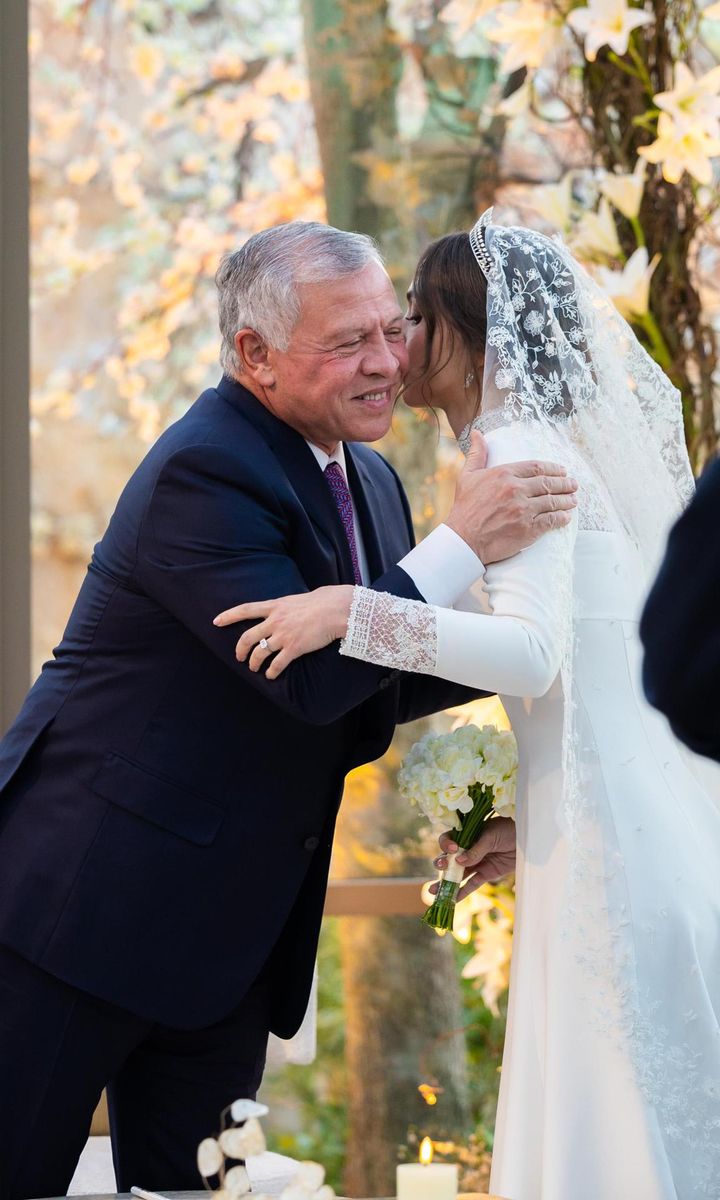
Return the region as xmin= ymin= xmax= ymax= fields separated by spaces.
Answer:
xmin=246 ymin=1151 xmax=304 ymax=1196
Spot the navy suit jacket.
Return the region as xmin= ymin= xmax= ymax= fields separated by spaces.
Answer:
xmin=641 ymin=457 xmax=720 ymax=763
xmin=0 ymin=377 xmax=479 ymax=1033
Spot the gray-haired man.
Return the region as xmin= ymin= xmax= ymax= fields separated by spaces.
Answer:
xmin=0 ymin=222 xmax=576 ymax=1198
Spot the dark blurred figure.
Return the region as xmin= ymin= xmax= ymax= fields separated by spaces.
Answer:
xmin=641 ymin=457 xmax=720 ymax=762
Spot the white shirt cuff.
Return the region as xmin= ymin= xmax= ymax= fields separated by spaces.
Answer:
xmin=399 ymin=523 xmax=485 ymax=607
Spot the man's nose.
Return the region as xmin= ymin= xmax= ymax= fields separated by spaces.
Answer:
xmin=361 ymin=334 xmax=407 ymax=377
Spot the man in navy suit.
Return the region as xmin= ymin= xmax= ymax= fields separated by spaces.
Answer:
xmin=641 ymin=457 xmax=720 ymax=762
xmin=0 ymin=221 xmax=577 ymax=1199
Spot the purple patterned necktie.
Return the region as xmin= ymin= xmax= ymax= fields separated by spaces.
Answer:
xmin=324 ymin=461 xmax=363 ymax=585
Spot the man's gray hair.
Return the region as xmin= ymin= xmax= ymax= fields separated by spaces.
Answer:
xmin=216 ymin=221 xmax=386 ymax=375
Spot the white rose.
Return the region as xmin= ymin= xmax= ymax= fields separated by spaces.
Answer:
xmin=450 ymin=784 xmax=466 ymax=808
xmin=493 ymin=788 xmax=516 ymax=820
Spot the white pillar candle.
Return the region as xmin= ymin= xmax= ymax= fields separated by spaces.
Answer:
xmin=396 ymin=1160 xmax=458 ymax=1200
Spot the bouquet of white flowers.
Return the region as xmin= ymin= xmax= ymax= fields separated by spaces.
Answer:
xmin=399 ymin=723 xmax=518 ymax=933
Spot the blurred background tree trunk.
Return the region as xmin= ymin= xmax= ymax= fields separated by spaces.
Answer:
xmin=336 ymin=754 xmax=472 ymax=1199
xmin=339 ymin=909 xmax=471 ymax=1196
xmin=300 ymin=0 xmax=400 ymax=235
xmin=300 ymin=4 xmax=502 ymax=1191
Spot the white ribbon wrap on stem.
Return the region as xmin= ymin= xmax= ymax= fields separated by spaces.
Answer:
xmin=443 ymin=851 xmax=465 ymax=885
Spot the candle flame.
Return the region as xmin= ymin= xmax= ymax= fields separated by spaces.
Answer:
xmin=418 ymin=1083 xmax=441 ymax=1106
xmin=419 ymin=1137 xmax=434 ymax=1166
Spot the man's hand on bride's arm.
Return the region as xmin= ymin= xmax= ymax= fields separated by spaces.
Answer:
xmin=446 ymin=430 xmax=578 ymax=564
xmin=213 ymin=585 xmax=354 ymax=679
xmin=430 ymin=817 xmax=516 ymax=900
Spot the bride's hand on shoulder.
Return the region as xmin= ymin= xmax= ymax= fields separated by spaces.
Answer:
xmin=213 ymin=585 xmax=354 ymax=679
xmin=431 ymin=816 xmax=517 ymax=899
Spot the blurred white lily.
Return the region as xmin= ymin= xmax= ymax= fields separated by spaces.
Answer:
xmin=566 ymin=0 xmax=653 ymax=63
xmin=461 ymin=890 xmax=514 ymax=1016
xmin=654 ymin=62 xmax=720 ymax=138
xmin=439 ymin=0 xmax=498 ymax=37
xmin=595 ymin=246 xmax=660 ymax=318
xmin=486 ymin=2 xmax=566 ymax=73
xmin=528 ymin=172 xmax=575 ymax=231
xmin=639 ymin=111 xmax=720 ymax=184
xmin=600 ymin=158 xmax=646 ymax=220
xmin=571 ymin=197 xmax=622 ymax=261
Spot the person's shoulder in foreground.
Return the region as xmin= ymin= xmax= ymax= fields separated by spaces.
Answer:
xmin=641 ymin=456 xmax=720 ymax=762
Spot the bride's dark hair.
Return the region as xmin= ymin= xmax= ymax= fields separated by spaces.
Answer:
xmin=410 ymin=232 xmax=488 ymax=412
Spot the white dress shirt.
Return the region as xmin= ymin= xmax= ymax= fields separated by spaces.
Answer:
xmin=307 ymin=440 xmax=484 ymax=606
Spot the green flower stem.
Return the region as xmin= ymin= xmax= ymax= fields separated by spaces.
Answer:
xmin=607 ymin=50 xmax=642 ymax=83
xmin=454 ymin=784 xmax=496 ymax=849
xmin=630 ymin=215 xmax=646 ymax=248
xmin=422 ymin=878 xmax=460 ymax=932
xmin=638 ymin=310 xmax=673 ymax=371
xmin=631 ymin=109 xmax=660 ymax=134
xmin=422 ymin=784 xmax=497 ymax=933
xmin=626 ymin=39 xmax=654 ymax=99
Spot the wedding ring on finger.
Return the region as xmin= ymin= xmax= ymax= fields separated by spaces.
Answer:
xmin=259 ymin=637 xmax=272 ymax=651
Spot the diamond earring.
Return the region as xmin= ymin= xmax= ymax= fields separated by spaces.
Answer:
xmin=465 ymin=371 xmax=475 ymax=388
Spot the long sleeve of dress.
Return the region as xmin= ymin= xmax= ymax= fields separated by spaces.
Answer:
xmin=339 ymin=423 xmax=578 ymax=698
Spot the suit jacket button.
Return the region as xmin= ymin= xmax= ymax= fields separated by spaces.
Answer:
xmin=304 ymin=836 xmax=320 ymax=851
xmin=378 ymin=676 xmax=390 ymax=690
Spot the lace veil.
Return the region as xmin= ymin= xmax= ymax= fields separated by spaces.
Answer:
xmin=462 ymin=209 xmax=694 ymax=566
xmin=463 ymin=214 xmax=715 ymax=1178
xmin=462 ymin=208 xmax=695 ymax=839
xmin=465 ymin=219 xmax=691 ymax=765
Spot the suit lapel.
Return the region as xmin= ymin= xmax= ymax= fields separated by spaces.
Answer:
xmin=216 ymin=377 xmax=357 ymax=583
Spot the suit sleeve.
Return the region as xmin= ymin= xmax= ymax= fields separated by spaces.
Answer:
xmin=134 ymin=441 xmax=427 ymax=726
xmin=640 ymin=458 xmax=720 ymax=761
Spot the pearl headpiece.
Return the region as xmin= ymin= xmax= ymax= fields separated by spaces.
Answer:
xmin=468 ymin=207 xmax=497 ymax=282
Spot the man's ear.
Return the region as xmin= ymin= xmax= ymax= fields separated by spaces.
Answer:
xmin=234 ymin=328 xmax=276 ymax=387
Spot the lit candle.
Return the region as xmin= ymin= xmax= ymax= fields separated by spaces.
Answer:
xmin=396 ymin=1137 xmax=458 ymax=1200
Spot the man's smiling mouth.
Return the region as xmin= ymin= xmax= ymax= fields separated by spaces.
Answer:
xmin=354 ymin=388 xmax=393 ymax=406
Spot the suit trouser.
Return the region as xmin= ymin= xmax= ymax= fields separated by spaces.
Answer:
xmin=0 ymin=943 xmax=270 ymax=1200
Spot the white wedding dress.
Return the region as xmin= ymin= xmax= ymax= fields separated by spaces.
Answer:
xmin=340 ymin=419 xmax=720 ymax=1200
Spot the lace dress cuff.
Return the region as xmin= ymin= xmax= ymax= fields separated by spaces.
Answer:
xmin=339 ymin=587 xmax=438 ymax=674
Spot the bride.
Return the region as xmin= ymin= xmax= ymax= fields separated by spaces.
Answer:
xmin=216 ymin=213 xmax=720 ymax=1199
